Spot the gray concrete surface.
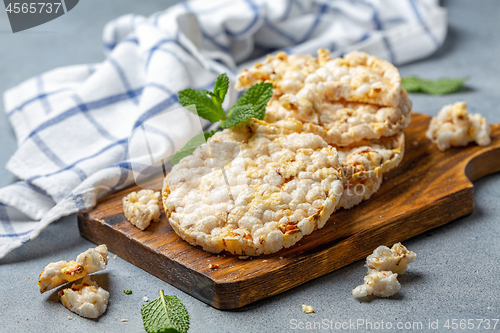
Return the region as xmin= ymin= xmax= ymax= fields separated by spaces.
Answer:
xmin=1 ymin=1 xmax=499 ymax=332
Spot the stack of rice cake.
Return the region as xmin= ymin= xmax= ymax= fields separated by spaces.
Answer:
xmin=162 ymin=50 xmax=411 ymax=256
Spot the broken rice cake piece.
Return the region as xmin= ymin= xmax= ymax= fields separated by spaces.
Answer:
xmin=59 ymin=276 xmax=109 ymax=319
xmin=353 ymin=243 xmax=415 ymax=298
xmin=123 ymin=189 xmax=161 ymax=230
xmin=163 ymin=119 xmax=344 ymax=256
xmin=38 ymin=245 xmax=108 ymax=293
xmin=426 ymin=101 xmax=491 ymax=151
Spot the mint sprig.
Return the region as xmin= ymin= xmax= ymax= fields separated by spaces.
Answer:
xmin=402 ymin=76 xmax=467 ymax=95
xmin=141 ymin=290 xmax=189 ymax=333
xmin=220 ymin=104 xmax=254 ymax=129
xmin=172 ymin=74 xmax=273 ymax=164
xmin=229 ymin=81 xmax=273 ymax=120
xmin=178 ymin=89 xmax=225 ymax=122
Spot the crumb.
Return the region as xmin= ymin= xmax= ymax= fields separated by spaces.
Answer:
xmin=142 ymin=296 xmax=149 ymax=302
xmin=16 ymin=321 xmax=19 ymax=323
xmin=262 ymin=260 xmax=268 ymax=263
xmin=279 ymin=257 xmax=283 ymax=260
xmin=239 ymin=256 xmax=249 ymax=260
xmin=121 ymin=319 xmax=128 ymax=322
xmin=412 ymin=141 xmax=419 ymax=146
xmin=67 ymin=316 xmax=73 ymax=320
xmin=113 ymin=255 xmax=117 ymax=259
xmin=302 ymin=305 xmax=314 ymax=313
xmin=209 ymin=263 xmax=219 ymax=269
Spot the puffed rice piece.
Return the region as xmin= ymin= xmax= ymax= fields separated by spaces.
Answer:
xmin=123 ymin=189 xmax=161 ymax=230
xmin=352 ymin=271 xmax=401 ymax=298
xmin=426 ymin=101 xmax=491 ymax=151
xmin=366 ymin=243 xmax=416 ymax=274
xmin=59 ymin=276 xmax=109 ymax=319
xmin=163 ymin=119 xmax=344 ymax=256
xmin=38 ymin=245 xmax=108 ymax=294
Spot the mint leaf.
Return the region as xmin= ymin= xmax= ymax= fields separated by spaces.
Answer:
xmin=123 ymin=290 xmax=132 ymax=295
xmin=214 ymin=73 xmax=229 ymax=101
xmin=220 ymin=104 xmax=255 ymax=128
xmin=228 ymin=82 xmax=273 ymax=120
xmin=141 ymin=290 xmax=189 ymax=333
xmin=178 ymin=88 xmax=225 ymax=122
xmin=402 ymin=76 xmax=467 ymax=95
xmin=170 ymin=130 xmax=220 ymax=165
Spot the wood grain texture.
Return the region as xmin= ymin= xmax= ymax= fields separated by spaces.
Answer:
xmin=77 ymin=113 xmax=500 ymax=309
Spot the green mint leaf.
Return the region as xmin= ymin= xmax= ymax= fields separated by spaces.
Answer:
xmin=141 ymin=290 xmax=189 ymax=333
xmin=228 ymin=81 xmax=273 ymax=120
xmin=178 ymin=88 xmax=225 ymax=122
xmin=213 ymin=73 xmax=229 ymax=101
xmin=220 ymin=104 xmax=255 ymax=128
xmin=124 ymin=290 xmax=132 ymax=295
xmin=401 ymin=76 xmax=467 ymax=95
xmin=170 ymin=130 xmax=221 ymax=165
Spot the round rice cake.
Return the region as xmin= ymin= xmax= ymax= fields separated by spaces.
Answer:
xmin=236 ymin=49 xmax=402 ymax=107
xmin=237 ymin=50 xmax=410 ymax=146
xmin=162 ymin=119 xmax=344 ymax=256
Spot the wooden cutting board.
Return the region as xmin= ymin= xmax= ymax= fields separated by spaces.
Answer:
xmin=77 ymin=113 xmax=500 ymax=309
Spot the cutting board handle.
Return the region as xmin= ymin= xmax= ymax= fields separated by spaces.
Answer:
xmin=464 ymin=124 xmax=500 ymax=182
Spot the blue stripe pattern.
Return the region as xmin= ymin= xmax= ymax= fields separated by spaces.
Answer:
xmin=24 ymin=87 xmax=144 ymax=142
xmin=108 ymin=57 xmax=140 ymax=104
xmin=408 ymin=0 xmax=439 ymax=47
xmin=8 ymin=88 xmax=72 ymax=118
xmin=71 ymin=94 xmax=118 ymax=141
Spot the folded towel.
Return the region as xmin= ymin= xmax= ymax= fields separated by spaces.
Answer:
xmin=0 ymin=0 xmax=447 ymax=258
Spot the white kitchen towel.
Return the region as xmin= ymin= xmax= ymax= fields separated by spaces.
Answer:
xmin=0 ymin=0 xmax=447 ymax=258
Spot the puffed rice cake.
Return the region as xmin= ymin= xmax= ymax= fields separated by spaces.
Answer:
xmin=162 ymin=119 xmax=344 ymax=256
xmin=237 ymin=50 xmax=410 ymax=146
xmin=237 ymin=49 xmax=401 ymax=107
